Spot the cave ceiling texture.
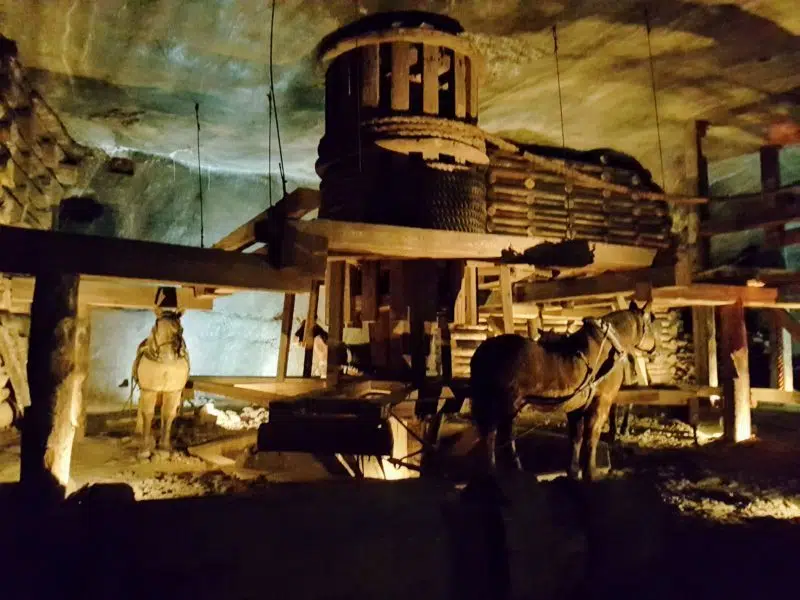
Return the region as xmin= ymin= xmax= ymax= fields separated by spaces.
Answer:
xmin=1 ymin=0 xmax=798 ymax=193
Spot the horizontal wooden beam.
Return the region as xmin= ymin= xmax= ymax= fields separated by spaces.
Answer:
xmin=212 ymin=188 xmax=320 ymax=252
xmin=618 ymin=386 xmax=800 ymax=406
xmin=709 ymin=184 xmax=798 ymax=204
xmin=652 ymin=284 xmax=800 ymax=309
xmin=289 ymin=219 xmax=657 ymax=267
xmin=700 ymin=201 xmax=800 ymax=236
xmin=515 ymin=267 xmax=676 ymax=305
xmin=6 ymin=276 xmax=214 ymax=312
xmin=0 ymin=225 xmax=313 ymax=293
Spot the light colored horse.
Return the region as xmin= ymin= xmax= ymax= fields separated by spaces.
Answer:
xmin=130 ymin=309 xmax=190 ymax=452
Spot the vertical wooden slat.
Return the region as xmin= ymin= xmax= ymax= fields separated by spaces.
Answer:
xmin=389 ymin=261 xmax=408 ymax=371
xmin=361 ymin=44 xmax=380 ymax=108
xmin=361 ymin=261 xmax=378 ymax=322
xmin=343 ymin=264 xmax=353 ymax=327
xmin=719 ymin=299 xmax=751 ymax=442
xmin=464 ymin=265 xmax=478 ymax=326
xmin=454 ymin=53 xmax=467 ymax=119
xmin=391 ymin=42 xmax=412 ymax=111
xmin=276 ymin=293 xmax=296 ymax=381
xmin=466 ymin=56 xmax=478 ymax=119
xmin=303 ymin=281 xmax=321 ymax=378
xmin=422 ymin=45 xmax=440 ymax=115
xmin=326 ymin=261 xmax=346 ymax=387
xmin=499 ymin=265 xmax=514 ymax=334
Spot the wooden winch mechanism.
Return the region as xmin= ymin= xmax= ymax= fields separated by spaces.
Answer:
xmin=3 ymin=15 xmax=800 ymax=495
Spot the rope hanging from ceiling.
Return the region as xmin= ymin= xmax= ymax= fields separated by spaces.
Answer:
xmin=194 ymin=101 xmax=204 ymax=249
xmin=269 ymin=0 xmax=288 ymax=199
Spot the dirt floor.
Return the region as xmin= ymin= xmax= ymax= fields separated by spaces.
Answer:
xmin=1 ymin=397 xmax=800 ymax=600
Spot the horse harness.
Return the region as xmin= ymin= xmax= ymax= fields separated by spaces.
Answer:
xmin=515 ymin=312 xmax=656 ymax=415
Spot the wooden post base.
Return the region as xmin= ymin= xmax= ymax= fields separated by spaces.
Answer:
xmin=20 ymin=271 xmax=86 ymax=503
xmin=719 ymin=299 xmax=751 ymax=442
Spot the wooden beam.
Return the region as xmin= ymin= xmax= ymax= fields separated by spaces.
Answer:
xmin=212 ymin=188 xmax=321 ymax=251
xmin=700 ymin=202 xmax=800 ymax=237
xmin=498 ymin=265 xmax=514 ymax=334
xmin=464 ymin=265 xmax=478 ymax=326
xmin=289 ymin=219 xmax=657 ymax=267
xmin=719 ymin=299 xmax=751 ymax=442
xmin=326 ymin=261 xmax=346 ymax=387
xmin=20 ymin=272 xmax=86 ymax=504
xmin=9 ymin=276 xmax=215 ymax=311
xmin=617 ymin=386 xmax=800 ymax=406
xmin=515 ymin=267 xmax=677 ymax=305
xmin=276 ymin=293 xmax=296 ymax=381
xmin=303 ymin=281 xmax=321 ymax=378
xmin=0 ymin=225 xmax=313 ymax=293
xmin=652 ymin=284 xmax=800 ymax=309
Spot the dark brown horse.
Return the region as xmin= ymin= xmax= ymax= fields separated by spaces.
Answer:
xmin=469 ymin=301 xmax=657 ymax=482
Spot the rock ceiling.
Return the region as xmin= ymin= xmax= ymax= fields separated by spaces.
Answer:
xmin=1 ymin=0 xmax=798 ymax=192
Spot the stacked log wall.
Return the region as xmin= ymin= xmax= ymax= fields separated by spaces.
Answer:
xmin=485 ymin=148 xmax=672 ymax=249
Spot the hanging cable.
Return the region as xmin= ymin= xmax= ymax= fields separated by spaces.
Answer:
xmin=194 ymin=102 xmax=204 ymax=249
xmin=552 ymin=25 xmax=566 ymax=149
xmin=269 ymin=0 xmax=288 ymax=197
xmin=268 ymin=91 xmax=273 ymax=207
xmin=644 ymin=8 xmax=666 ymax=191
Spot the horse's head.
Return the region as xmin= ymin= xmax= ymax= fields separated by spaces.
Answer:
xmin=152 ymin=309 xmax=185 ymax=353
xmin=602 ymin=300 xmax=659 ymax=357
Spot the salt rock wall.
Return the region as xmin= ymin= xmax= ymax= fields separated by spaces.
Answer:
xmin=63 ymin=151 xmax=314 ymax=410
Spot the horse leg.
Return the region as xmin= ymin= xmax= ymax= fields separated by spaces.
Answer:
xmin=607 ymin=404 xmax=618 ymax=447
xmin=620 ymin=404 xmax=632 ymax=435
xmin=137 ymin=389 xmax=157 ymax=452
xmin=567 ymin=409 xmax=584 ymax=481
xmin=495 ymin=415 xmax=522 ymax=471
xmin=159 ymin=390 xmax=182 ymax=451
xmin=581 ymin=395 xmax=613 ymax=482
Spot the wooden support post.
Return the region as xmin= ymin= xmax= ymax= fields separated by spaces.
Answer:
xmin=74 ymin=304 xmax=91 ymax=441
xmin=343 ymin=264 xmax=353 ymax=327
xmin=464 ymin=265 xmax=478 ymax=326
xmin=422 ymin=45 xmax=440 ymax=115
xmin=439 ymin=313 xmax=453 ymax=382
xmin=276 ymin=293 xmax=296 ymax=381
xmin=499 ymin=265 xmax=514 ymax=334
xmin=20 ymin=272 xmax=87 ymax=503
xmin=389 ymin=261 xmax=408 ymax=372
xmin=391 ymin=42 xmax=412 ymax=111
xmin=361 ymin=261 xmax=378 ymax=322
xmin=303 ymin=281 xmax=321 ymax=378
xmin=770 ymin=324 xmax=793 ymax=392
xmin=719 ymin=299 xmax=751 ymax=442
xmin=326 ymin=262 xmax=346 ymax=387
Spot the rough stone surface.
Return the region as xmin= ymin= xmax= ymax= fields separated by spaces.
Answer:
xmin=1 ymin=0 xmax=798 ymax=188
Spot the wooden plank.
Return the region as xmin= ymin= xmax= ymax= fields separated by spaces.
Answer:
xmin=691 ymin=305 xmax=718 ymax=429
xmin=389 ymin=261 xmax=408 ymax=372
xmin=276 ymin=293 xmax=296 ymax=381
xmin=0 ymin=225 xmax=312 ymax=293
xmin=499 ymin=265 xmax=514 ymax=334
xmin=290 ymin=219 xmax=657 ymax=267
xmin=343 ymin=264 xmax=353 ymax=326
xmin=719 ymin=300 xmax=751 ymax=442
xmin=422 ymin=45 xmax=440 ymax=115
xmin=617 ymin=386 xmax=800 ymax=406
xmin=464 ymin=265 xmax=478 ymax=325
xmin=453 ymin=53 xmax=467 ymax=119
xmin=700 ymin=202 xmax=800 ymax=237
xmin=516 ymin=267 xmax=676 ymax=305
xmin=466 ymin=56 xmax=478 ymax=119
xmin=10 ymin=276 xmax=215 ymax=311
xmin=303 ymin=281 xmax=321 ymax=377
xmin=361 ymin=44 xmax=380 ymax=108
xmin=391 ymin=42 xmax=412 ymax=111
xmin=653 ymin=284 xmax=800 ymax=309
xmin=213 ymin=188 xmax=321 ymax=251
xmin=360 ymin=261 xmax=378 ymax=322
xmin=326 ymin=261 xmax=346 ymax=387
